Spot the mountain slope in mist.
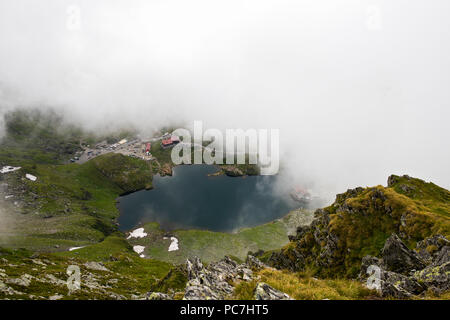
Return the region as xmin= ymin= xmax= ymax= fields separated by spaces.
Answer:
xmin=1 ymin=0 xmax=449 ymax=196
xmin=263 ymin=174 xmax=450 ymax=280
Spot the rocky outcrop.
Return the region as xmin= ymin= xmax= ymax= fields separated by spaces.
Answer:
xmin=432 ymin=246 xmax=450 ymax=267
xmin=144 ymin=255 xmax=294 ymax=300
xmin=154 ymin=255 xmax=291 ymax=300
xmin=246 ymin=255 xmax=269 ymax=270
xmin=254 ymin=282 xmax=293 ymax=300
xmin=387 ymin=175 xmax=418 ymax=197
xmin=380 ymin=271 xmax=425 ymax=299
xmin=265 ymin=247 xmax=305 ymax=272
xmin=221 ymin=166 xmax=244 ymax=177
xmin=263 ymin=175 xmax=450 ymax=280
xmin=416 ymin=234 xmax=449 ymax=265
xmin=184 ymin=256 xmax=253 ymax=300
xmin=265 ymin=208 xmax=335 ymax=272
xmin=160 ymin=163 xmax=173 ymax=176
xmin=414 ymin=261 xmax=450 ymax=295
xmin=380 ymin=234 xmax=426 ymax=273
xmin=359 ymin=234 xmax=450 ymax=298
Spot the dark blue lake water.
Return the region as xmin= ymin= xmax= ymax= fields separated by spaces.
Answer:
xmin=117 ymin=165 xmax=298 ymax=232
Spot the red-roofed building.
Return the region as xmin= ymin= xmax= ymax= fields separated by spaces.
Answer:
xmin=161 ymin=135 xmax=180 ymax=148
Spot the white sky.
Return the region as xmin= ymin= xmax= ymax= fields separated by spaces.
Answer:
xmin=0 ymin=0 xmax=449 ymax=199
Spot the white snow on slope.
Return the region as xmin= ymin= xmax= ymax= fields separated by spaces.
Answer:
xmin=0 ymin=166 xmax=21 ymax=174
xmin=25 ymin=174 xmax=37 ymax=181
xmin=69 ymin=246 xmax=86 ymax=251
xmin=133 ymin=245 xmax=145 ymax=257
xmin=127 ymin=227 xmax=147 ymax=239
xmin=164 ymin=237 xmax=179 ymax=252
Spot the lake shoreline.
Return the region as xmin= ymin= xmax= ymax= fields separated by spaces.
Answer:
xmin=117 ymin=164 xmax=297 ymax=233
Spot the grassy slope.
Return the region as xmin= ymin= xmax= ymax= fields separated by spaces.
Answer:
xmin=233 ymin=268 xmax=377 ymax=300
xmin=0 ymin=236 xmax=185 ymax=300
xmin=91 ymin=153 xmax=153 ymax=192
xmin=0 ymin=153 xmax=152 ymax=251
xmin=330 ymin=176 xmax=450 ymax=275
xmin=127 ymin=210 xmax=314 ymax=264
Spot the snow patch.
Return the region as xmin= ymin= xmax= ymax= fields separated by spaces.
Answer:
xmin=25 ymin=174 xmax=37 ymax=181
xmin=133 ymin=245 xmax=145 ymax=255
xmin=127 ymin=227 xmax=147 ymax=239
xmin=69 ymin=246 xmax=86 ymax=251
xmin=164 ymin=236 xmax=179 ymax=252
xmin=0 ymin=166 xmax=21 ymax=174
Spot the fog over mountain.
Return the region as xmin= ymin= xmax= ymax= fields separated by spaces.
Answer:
xmin=1 ymin=0 xmax=449 ymax=201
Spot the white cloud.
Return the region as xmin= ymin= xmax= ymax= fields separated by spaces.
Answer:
xmin=0 ymin=0 xmax=449 ymax=197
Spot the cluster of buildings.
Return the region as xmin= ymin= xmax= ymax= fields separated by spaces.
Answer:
xmin=138 ymin=133 xmax=180 ymax=160
xmin=109 ymin=139 xmax=129 ymax=150
xmin=74 ymin=132 xmax=182 ymax=163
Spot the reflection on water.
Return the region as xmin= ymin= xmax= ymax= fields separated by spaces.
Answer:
xmin=118 ymin=165 xmax=298 ymax=232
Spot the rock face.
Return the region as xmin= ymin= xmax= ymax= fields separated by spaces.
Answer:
xmin=264 ymin=175 xmax=450 ymax=282
xmin=380 ymin=234 xmax=426 ymax=273
xmin=414 ymin=262 xmax=450 ymax=295
xmin=380 ymin=271 xmax=426 ymax=299
xmin=265 ymin=208 xmax=333 ymax=272
xmin=246 ymin=255 xmax=269 ymax=270
xmin=145 ymin=255 xmax=292 ymax=300
xmin=184 ymin=256 xmax=253 ymax=300
xmin=359 ymin=234 xmax=450 ymax=298
xmin=432 ymin=246 xmax=450 ymax=267
xmin=254 ymin=282 xmax=293 ymax=300
xmin=265 ymin=247 xmax=304 ymax=272
xmin=416 ymin=234 xmax=449 ymax=264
